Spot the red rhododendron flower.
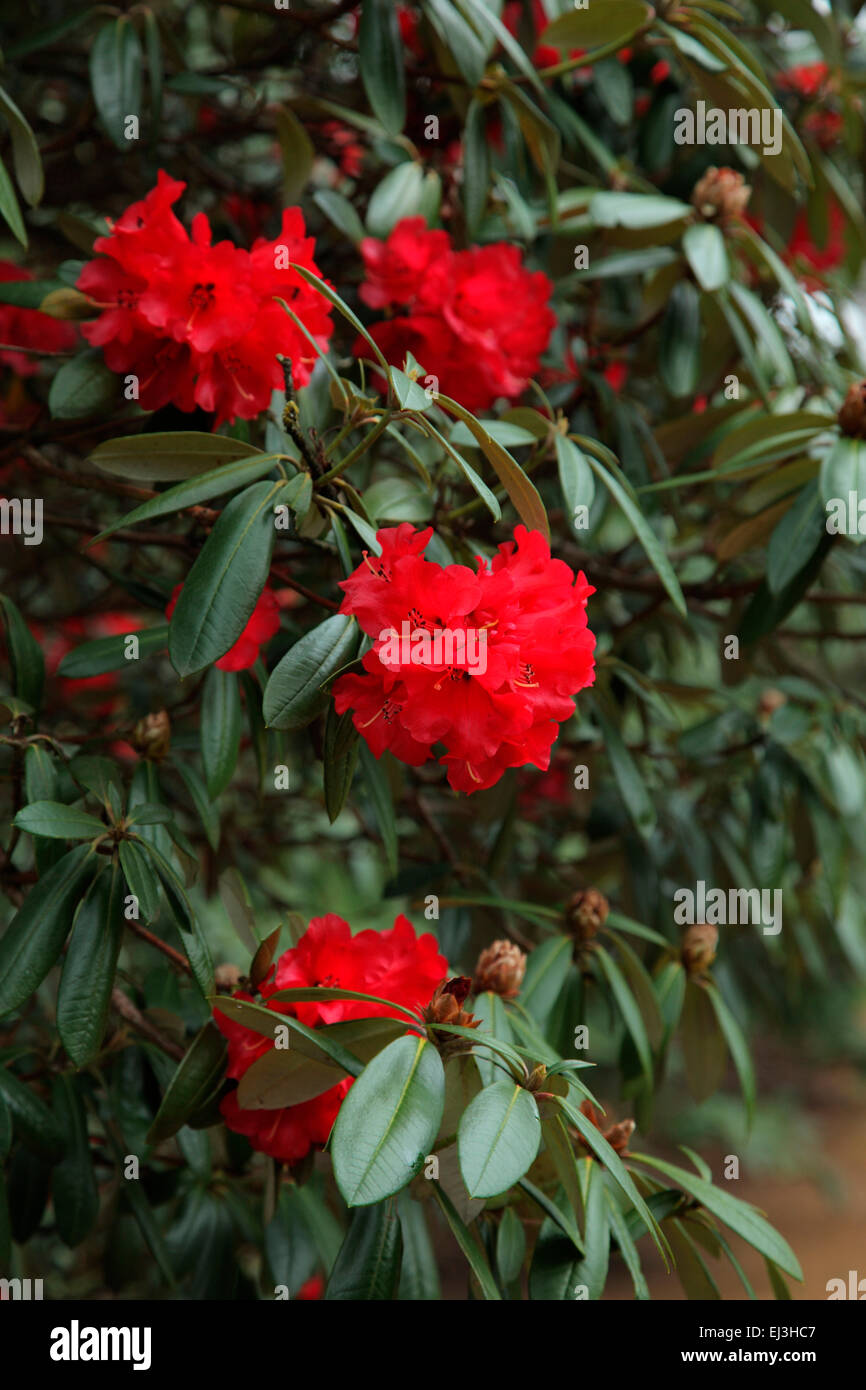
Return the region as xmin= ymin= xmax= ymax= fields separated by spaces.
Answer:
xmin=214 ymin=913 xmax=447 ymax=1163
xmin=356 ymin=219 xmax=555 ymax=411
xmin=165 ymin=583 xmax=280 ymax=670
xmin=0 ymin=261 xmax=76 ymax=377
xmin=785 ymin=199 xmax=846 ymax=287
xmin=77 ymin=174 xmax=333 ymax=423
xmin=332 ymin=524 xmax=595 ymax=793
xmin=778 ymin=62 xmax=830 ymax=100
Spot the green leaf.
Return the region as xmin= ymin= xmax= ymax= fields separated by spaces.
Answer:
xmin=496 ymin=1205 xmax=526 ymax=1286
xmin=555 ymin=434 xmax=595 ymax=529
xmin=660 ymin=280 xmax=701 ymax=398
xmin=471 ymin=991 xmax=514 ymax=1088
xmin=820 ymin=436 xmax=866 ymax=539
xmin=264 ymin=614 xmax=358 ymax=729
xmin=457 ymin=1080 xmax=540 ymax=1198
xmin=594 ymin=944 xmax=653 ymax=1084
xmin=521 ymin=935 xmax=572 ymax=1024
xmin=594 ymin=706 xmax=657 ymax=839
xmin=437 ymin=395 xmax=549 ymax=539
xmin=528 ymin=1218 xmax=586 ymax=1300
xmin=175 ymin=762 xmax=220 ymax=851
xmin=90 ymin=431 xmax=266 ymax=482
xmin=683 ymin=222 xmax=729 ymax=291
xmin=275 ymin=106 xmax=314 ymax=205
xmin=57 ymin=862 xmax=125 ymax=1067
xmin=147 ymin=1022 xmax=227 ymax=1144
xmin=255 ymin=986 xmax=421 ymax=1025
xmin=48 ymin=348 xmax=118 ymax=420
xmin=13 ymin=800 xmax=106 ymax=841
xmin=542 ymin=0 xmax=653 ymax=50
xmin=169 ymin=480 xmax=282 ymax=677
xmin=583 ymin=454 xmax=687 ymax=616
xmin=326 ymin=1200 xmax=403 ymax=1299
xmin=0 ymin=846 xmax=98 ymax=1017
xmin=323 ymin=702 xmax=360 ymax=823
xmin=605 ymin=1187 xmax=649 ymax=1299
xmin=0 ymin=85 xmax=43 ymax=205
xmin=359 ymin=743 xmax=398 ymax=876
xmin=463 ymin=100 xmax=490 ymax=239
xmin=0 ymin=592 xmax=44 ymax=710
xmin=358 ymin=0 xmax=406 ymax=136
xmin=766 ymin=481 xmax=825 ymax=595
xmin=0 ymin=152 xmax=26 ymax=245
xmin=680 ymin=979 xmax=727 ymax=1103
xmin=367 ymin=162 xmax=424 ymax=239
xmin=119 ymin=838 xmax=162 ymax=923
xmin=89 ymin=17 xmax=143 ymax=150
xmin=51 ymin=1075 xmax=98 ymax=1246
xmin=200 ymin=667 xmax=242 ymax=798
xmin=398 ymin=1190 xmax=441 ymax=1299
xmin=313 ymin=188 xmax=365 ymax=244
xmin=421 ymin=0 xmax=486 ymax=87
xmin=91 ymin=454 xmax=282 ymax=543
xmin=704 ymin=981 xmax=756 ymax=1127
xmin=557 ymin=1096 xmax=667 ymax=1261
xmin=57 ymin=624 xmax=167 ymax=679
xmin=431 ymin=1181 xmax=502 ymax=1299
xmin=591 ymin=191 xmax=691 ymax=229
xmin=332 ymin=1035 xmax=445 ymax=1206
xmin=0 ymin=1068 xmax=65 ymax=1161
xmin=630 ymin=1153 xmax=803 ymax=1280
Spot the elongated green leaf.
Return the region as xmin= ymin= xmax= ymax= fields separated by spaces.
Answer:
xmin=529 ymin=1218 xmax=586 ymax=1300
xmin=680 ymin=978 xmax=727 ymax=1103
xmin=458 ymin=1080 xmax=540 ymax=1198
xmin=51 ymin=1075 xmax=98 ymax=1246
xmin=421 ymin=0 xmax=486 ymax=87
xmin=471 ymin=991 xmax=514 ymax=1088
xmin=0 ymin=1067 xmax=65 ymax=1161
xmin=0 ymin=85 xmax=43 ymax=206
xmin=0 ymin=152 xmax=26 ymax=245
xmin=91 ymin=454 xmax=282 ymax=544
xmin=683 ymin=221 xmax=729 ymax=291
xmin=263 ymin=614 xmax=358 ymax=729
xmin=705 ymin=981 xmax=756 ymax=1127
xmin=326 ymin=1200 xmax=403 ymax=1299
xmin=13 ymin=800 xmax=105 ymax=841
xmin=90 ymin=431 xmax=266 ymax=482
xmin=766 ymin=481 xmax=825 ymax=594
xmin=118 ymin=837 xmax=161 ymax=923
xmin=431 ymin=1181 xmax=502 ymax=1300
xmin=169 ymin=480 xmax=282 ymax=676
xmin=332 ymin=1035 xmax=445 ymax=1206
xmin=0 ymin=846 xmax=98 ymax=1017
xmin=542 ymin=0 xmax=653 ymax=50
xmin=0 ymin=592 xmax=44 ymax=709
xmin=57 ymin=624 xmax=167 ymax=679
xmin=594 ymin=943 xmax=653 ymax=1083
xmin=358 ymin=0 xmax=406 ymax=135
xmin=438 ymin=394 xmax=549 ymax=538
xmin=398 ymin=1189 xmax=441 ymax=1299
xmin=521 ymin=935 xmax=572 ymax=1024
xmin=89 ymin=18 xmax=143 ymax=150
xmin=147 ymin=1022 xmax=227 ymax=1144
xmin=584 ymin=454 xmax=687 ymax=615
xmin=606 ymin=1187 xmax=649 ymax=1299
xmin=556 ymin=434 xmax=595 ymax=529
xmin=630 ymin=1153 xmax=802 ymax=1279
xmin=660 ymin=279 xmax=701 ymax=398
xmin=359 ymin=742 xmax=398 ymax=875
xmin=323 ymin=702 xmax=360 ymax=823
xmin=200 ymin=667 xmax=241 ymax=798
xmin=57 ymin=862 xmax=124 ymax=1067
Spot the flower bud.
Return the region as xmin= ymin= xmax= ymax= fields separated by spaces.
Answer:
xmin=565 ymin=888 xmax=609 ymax=943
xmin=691 ymin=166 xmax=751 ymax=221
xmin=422 ymin=977 xmax=480 ymax=1058
xmin=132 ymin=709 xmax=171 ymax=760
xmin=576 ymin=1099 xmax=635 ymax=1155
xmin=838 ymin=380 xmax=866 ymax=439
xmin=758 ymin=687 xmax=787 ymax=720
xmin=473 ymin=939 xmax=526 ymax=998
xmin=214 ymin=962 xmax=243 ymax=992
xmin=681 ymin=922 xmax=718 ymax=976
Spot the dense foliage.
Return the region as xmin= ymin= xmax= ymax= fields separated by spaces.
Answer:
xmin=1 ymin=0 xmax=865 ymax=1301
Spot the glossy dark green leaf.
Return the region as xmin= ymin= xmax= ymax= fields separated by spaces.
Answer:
xmin=90 ymin=430 xmax=265 ymax=482
xmin=0 ymin=1067 xmax=64 ymax=1161
xmin=496 ymin=1205 xmax=526 ymax=1286
xmin=147 ymin=1022 xmax=227 ymax=1144
xmin=766 ymin=481 xmax=826 ymax=595
xmin=118 ymin=837 xmax=162 ymax=923
xmin=57 ymin=861 xmax=125 ymax=1067
xmin=89 ymin=18 xmax=143 ymax=150
xmin=0 ymin=85 xmax=44 ymax=205
xmin=0 ymin=845 xmax=98 ymax=1017
xmin=200 ymin=666 xmax=242 ymax=798
xmin=325 ymin=1200 xmax=402 ymax=1299
xmin=0 ymin=592 xmax=44 ymax=710
xmin=323 ymin=702 xmax=360 ymax=823
xmin=92 ymin=454 xmax=281 ymax=543
xmin=169 ymin=480 xmax=282 ymax=676
xmin=438 ymin=394 xmax=550 ymax=539
xmin=0 ymin=152 xmax=26 ymax=245
xmin=51 ymin=1075 xmax=99 ymax=1246
xmin=57 ymin=624 xmax=168 ymax=679
xmin=332 ymin=1035 xmax=445 ymax=1206
xmin=521 ymin=934 xmax=572 ymax=1024
xmin=421 ymin=0 xmax=486 ymax=86
xmin=48 ymin=347 xmax=118 ymax=419
xmin=13 ymin=800 xmax=105 ymax=841
xmin=263 ymin=614 xmax=358 ymax=729
xmin=397 ymin=1189 xmax=441 ymax=1300
xmin=358 ymin=0 xmax=406 ymax=135
xmin=359 ymin=743 xmax=398 ymax=875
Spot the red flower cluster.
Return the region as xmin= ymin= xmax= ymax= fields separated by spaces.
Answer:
xmin=215 ymin=913 xmax=447 ymax=1163
xmin=332 ymin=524 xmax=596 ymax=794
xmin=356 ymin=217 xmax=555 ymax=411
xmin=165 ymin=582 xmax=281 ymax=671
xmin=0 ymin=261 xmax=76 ymax=377
xmin=77 ymin=172 xmax=333 ymax=423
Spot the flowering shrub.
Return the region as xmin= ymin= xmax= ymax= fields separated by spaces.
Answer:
xmin=2 ymin=0 xmax=866 ymax=1314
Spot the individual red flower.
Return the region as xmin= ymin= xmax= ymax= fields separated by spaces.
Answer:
xmin=785 ymin=198 xmax=847 ymax=287
xmin=356 ymin=221 xmax=555 ymax=411
xmin=332 ymin=524 xmax=596 ymax=794
xmin=778 ymin=62 xmax=830 ymax=100
xmin=0 ymin=262 xmax=77 ymax=377
xmin=77 ymin=175 xmax=333 ymax=424
xmin=214 ymin=913 xmax=448 ymax=1163
xmin=165 ymin=583 xmax=280 ymax=671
